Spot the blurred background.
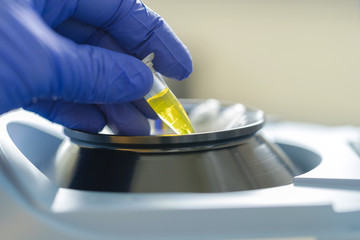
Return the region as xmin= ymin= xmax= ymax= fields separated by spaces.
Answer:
xmin=144 ymin=0 xmax=360 ymax=126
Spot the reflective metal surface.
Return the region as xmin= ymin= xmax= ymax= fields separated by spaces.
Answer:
xmin=56 ymin=100 xmax=301 ymax=193
xmin=64 ymin=100 xmax=265 ymax=147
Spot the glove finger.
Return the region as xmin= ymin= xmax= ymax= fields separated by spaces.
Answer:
xmin=55 ymin=18 xmax=130 ymax=54
xmin=1 ymin=1 xmax=153 ymax=108
xmin=131 ymin=99 xmax=158 ymax=120
xmin=24 ymin=100 xmax=106 ymax=133
xmin=99 ymin=103 xmax=151 ymax=136
xmin=30 ymin=5 xmax=155 ymax=104
xmin=55 ymin=19 xmax=161 ymax=122
xmin=72 ymin=0 xmax=192 ymax=80
xmin=32 ymin=0 xmax=77 ymax=28
xmin=52 ymin=38 xmax=153 ymax=104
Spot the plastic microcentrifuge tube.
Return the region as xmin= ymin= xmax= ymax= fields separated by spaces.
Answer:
xmin=188 ymin=98 xmax=220 ymax=132
xmin=142 ymin=53 xmax=195 ymax=135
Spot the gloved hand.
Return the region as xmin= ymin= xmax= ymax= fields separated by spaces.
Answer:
xmin=0 ymin=0 xmax=192 ymax=135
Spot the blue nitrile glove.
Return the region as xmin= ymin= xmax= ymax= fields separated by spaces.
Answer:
xmin=0 ymin=0 xmax=192 ymax=135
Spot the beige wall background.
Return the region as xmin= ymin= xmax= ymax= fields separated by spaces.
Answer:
xmin=144 ymin=0 xmax=360 ymax=126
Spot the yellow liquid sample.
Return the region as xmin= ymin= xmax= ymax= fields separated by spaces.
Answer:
xmin=147 ymin=87 xmax=195 ymax=135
